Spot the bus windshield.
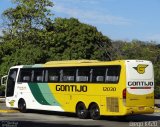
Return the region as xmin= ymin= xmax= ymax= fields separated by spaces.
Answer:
xmin=6 ymin=68 xmax=18 ymax=97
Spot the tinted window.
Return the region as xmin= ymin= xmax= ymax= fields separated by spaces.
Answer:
xmin=6 ymin=68 xmax=18 ymax=97
xmin=17 ymin=65 xmax=121 ymax=84
xmin=18 ymin=69 xmax=32 ymax=82
xmin=76 ymin=68 xmax=90 ymax=82
xmin=47 ymin=69 xmax=60 ymax=82
xmin=63 ymin=68 xmax=76 ymax=82
xmin=92 ymin=67 xmax=106 ymax=83
xmin=18 ymin=68 xmax=44 ymax=83
xmin=33 ymin=69 xmax=44 ymax=82
xmin=105 ymin=66 xmax=121 ymax=83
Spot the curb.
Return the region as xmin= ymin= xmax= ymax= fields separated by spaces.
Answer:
xmin=154 ymin=110 xmax=160 ymax=113
xmin=154 ymin=107 xmax=160 ymax=113
xmin=0 ymin=110 xmax=19 ymax=113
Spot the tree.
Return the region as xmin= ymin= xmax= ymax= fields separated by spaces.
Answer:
xmin=112 ymin=40 xmax=160 ymax=61
xmin=3 ymin=0 xmax=53 ymax=31
xmin=0 ymin=0 xmax=54 ymax=76
xmin=0 ymin=0 xmax=112 ymax=77
xmin=46 ymin=18 xmax=112 ymax=61
xmin=2 ymin=0 xmax=53 ymax=48
xmin=0 ymin=85 xmax=5 ymax=96
xmin=112 ymin=40 xmax=160 ymax=96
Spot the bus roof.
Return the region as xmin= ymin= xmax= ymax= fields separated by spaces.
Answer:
xmin=9 ymin=60 xmax=151 ymax=69
xmin=44 ymin=60 xmax=126 ymax=67
xmin=45 ymin=60 xmax=100 ymax=64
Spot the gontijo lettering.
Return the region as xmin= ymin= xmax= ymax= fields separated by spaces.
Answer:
xmin=56 ymin=85 xmax=87 ymax=92
xmin=128 ymin=81 xmax=153 ymax=86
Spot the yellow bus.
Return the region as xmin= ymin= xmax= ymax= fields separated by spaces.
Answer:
xmin=1 ymin=60 xmax=154 ymax=119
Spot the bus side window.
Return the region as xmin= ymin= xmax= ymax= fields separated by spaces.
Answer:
xmin=92 ymin=67 xmax=106 ymax=83
xmin=49 ymin=76 xmax=58 ymax=82
xmin=96 ymin=76 xmax=104 ymax=82
xmin=18 ymin=69 xmax=32 ymax=82
xmin=76 ymin=68 xmax=90 ymax=82
xmin=105 ymin=66 xmax=121 ymax=83
xmin=33 ymin=69 xmax=44 ymax=82
xmin=62 ymin=68 xmax=75 ymax=82
xmin=47 ymin=68 xmax=59 ymax=82
xmin=23 ymin=76 xmax=30 ymax=82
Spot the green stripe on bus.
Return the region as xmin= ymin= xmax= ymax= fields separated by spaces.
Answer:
xmin=28 ymin=83 xmax=60 ymax=106
xmin=28 ymin=83 xmax=50 ymax=105
xmin=38 ymin=83 xmax=60 ymax=106
xmin=23 ymin=64 xmax=42 ymax=68
xmin=32 ymin=64 xmax=43 ymax=67
xmin=23 ymin=65 xmax=34 ymax=68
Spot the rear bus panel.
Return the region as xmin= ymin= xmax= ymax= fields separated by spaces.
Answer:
xmin=125 ymin=60 xmax=154 ymax=115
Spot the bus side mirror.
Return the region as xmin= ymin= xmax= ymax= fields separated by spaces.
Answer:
xmin=1 ymin=75 xmax=8 ymax=86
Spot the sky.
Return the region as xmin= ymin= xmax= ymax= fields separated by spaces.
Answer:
xmin=0 ymin=0 xmax=160 ymax=43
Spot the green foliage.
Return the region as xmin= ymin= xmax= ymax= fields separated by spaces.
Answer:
xmin=112 ymin=40 xmax=160 ymax=96
xmin=154 ymin=65 xmax=160 ymax=86
xmin=3 ymin=0 xmax=53 ymax=32
xmin=46 ymin=18 xmax=111 ymax=61
xmin=0 ymin=0 xmax=160 ymax=97
xmin=0 ymin=0 xmax=111 ymax=77
xmin=112 ymin=40 xmax=159 ymax=61
xmin=0 ymin=85 xmax=5 ymax=95
xmin=155 ymin=86 xmax=160 ymax=98
xmin=0 ymin=0 xmax=54 ymax=76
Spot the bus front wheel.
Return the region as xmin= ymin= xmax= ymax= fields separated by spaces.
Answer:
xmin=18 ymin=99 xmax=27 ymax=113
xmin=89 ymin=103 xmax=100 ymax=120
xmin=76 ymin=102 xmax=88 ymax=119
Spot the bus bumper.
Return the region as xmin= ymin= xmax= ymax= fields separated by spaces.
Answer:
xmin=125 ymin=106 xmax=155 ymax=115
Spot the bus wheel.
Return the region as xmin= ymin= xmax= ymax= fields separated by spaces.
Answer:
xmin=89 ymin=103 xmax=100 ymax=120
xmin=76 ymin=102 xmax=88 ymax=119
xmin=18 ymin=99 xmax=27 ymax=113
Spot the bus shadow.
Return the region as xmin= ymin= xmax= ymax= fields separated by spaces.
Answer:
xmin=26 ymin=110 xmax=160 ymax=122
xmin=26 ymin=109 xmax=77 ymax=118
xmin=101 ymin=114 xmax=160 ymax=122
xmin=0 ymin=121 xmax=101 ymax=127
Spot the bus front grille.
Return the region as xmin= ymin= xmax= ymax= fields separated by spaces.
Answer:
xmin=107 ymin=97 xmax=119 ymax=112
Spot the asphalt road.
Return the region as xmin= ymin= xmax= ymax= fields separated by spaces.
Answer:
xmin=0 ymin=103 xmax=160 ymax=127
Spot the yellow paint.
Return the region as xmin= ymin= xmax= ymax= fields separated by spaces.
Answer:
xmin=43 ymin=60 xmax=154 ymax=116
xmin=133 ymin=64 xmax=148 ymax=74
xmin=126 ymin=92 xmax=154 ymax=107
xmin=44 ymin=60 xmax=123 ymax=67
xmin=0 ymin=110 xmax=19 ymax=113
xmin=154 ymin=108 xmax=160 ymax=113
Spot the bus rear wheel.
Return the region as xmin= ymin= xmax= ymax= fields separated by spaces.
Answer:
xmin=89 ymin=103 xmax=100 ymax=120
xmin=18 ymin=99 xmax=27 ymax=113
xmin=76 ymin=102 xmax=88 ymax=119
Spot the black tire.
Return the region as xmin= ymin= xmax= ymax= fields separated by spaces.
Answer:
xmin=89 ymin=103 xmax=100 ymax=120
xmin=76 ymin=102 xmax=88 ymax=119
xmin=18 ymin=99 xmax=27 ymax=113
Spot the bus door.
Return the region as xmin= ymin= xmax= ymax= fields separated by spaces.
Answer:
xmin=126 ymin=61 xmax=154 ymax=107
xmin=6 ymin=68 xmax=18 ymax=97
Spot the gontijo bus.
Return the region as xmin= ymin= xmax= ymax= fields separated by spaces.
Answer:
xmin=1 ymin=60 xmax=154 ymax=119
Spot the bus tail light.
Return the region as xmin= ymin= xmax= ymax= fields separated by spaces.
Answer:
xmin=123 ymin=88 xmax=126 ymax=99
